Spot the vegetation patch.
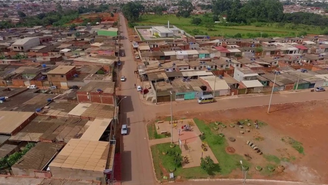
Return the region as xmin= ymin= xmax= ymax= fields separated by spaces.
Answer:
xmin=282 ymin=137 xmax=304 ymax=155
xmin=194 ymin=118 xmax=249 ymax=175
xmin=0 ymin=143 xmax=35 ymax=170
xmin=264 ymin=155 xmax=281 ymax=164
xmin=137 ymin=14 xmax=325 ymax=38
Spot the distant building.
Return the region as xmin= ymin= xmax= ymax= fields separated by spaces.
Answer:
xmin=11 ymin=37 xmax=40 ymax=52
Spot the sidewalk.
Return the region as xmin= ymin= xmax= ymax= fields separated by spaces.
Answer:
xmin=148 ymin=137 xmax=172 ymax=146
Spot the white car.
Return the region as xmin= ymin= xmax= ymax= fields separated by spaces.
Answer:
xmin=27 ymin=85 xmax=38 ymax=89
xmin=137 ymin=86 xmax=142 ymax=92
xmin=121 ymin=124 xmax=128 ymax=135
xmin=120 ymin=76 xmax=126 ymax=82
xmin=135 ymin=55 xmax=140 ymax=59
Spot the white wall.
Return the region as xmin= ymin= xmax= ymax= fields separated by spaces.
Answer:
xmin=233 ymin=68 xmax=244 ymax=82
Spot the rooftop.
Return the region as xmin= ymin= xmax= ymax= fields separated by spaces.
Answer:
xmin=0 ymin=111 xmax=35 ymax=135
xmin=200 ymin=76 xmax=230 ymax=90
xmin=47 ymin=65 xmax=75 ymax=75
xmin=241 ymin=80 xmax=264 ymax=88
xmin=49 ymin=139 xmax=109 ymax=172
xmin=68 ymin=103 xmax=114 ymax=119
xmin=79 ymin=81 xmax=115 ymax=94
xmin=9 ymin=116 xmax=88 ymax=143
xmin=80 ymin=118 xmax=111 ymax=141
xmin=12 ymin=142 xmax=64 ymax=171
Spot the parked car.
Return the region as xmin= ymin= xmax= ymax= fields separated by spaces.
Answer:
xmin=121 ymin=76 xmax=126 ymax=82
xmin=135 ymin=55 xmax=140 ymax=59
xmin=315 ymin=87 xmax=325 ymax=92
xmin=27 ymin=85 xmax=38 ymax=89
xmin=121 ymin=124 xmax=128 ymax=135
xmin=137 ymin=86 xmax=142 ymax=92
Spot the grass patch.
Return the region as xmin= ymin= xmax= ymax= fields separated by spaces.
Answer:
xmin=261 ymin=164 xmax=277 ymax=176
xmin=264 ymin=155 xmax=280 ymax=164
xmin=137 ymin=14 xmax=324 ymax=38
xmin=282 ymin=137 xmax=304 ymax=155
xmin=147 ymin=123 xmax=170 ymax=139
xmin=151 ymin=143 xmax=214 ymax=179
xmin=194 ymin=118 xmax=249 ymax=175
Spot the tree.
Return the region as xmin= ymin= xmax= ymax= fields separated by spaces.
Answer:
xmin=176 ymin=0 xmax=193 ymax=18
xmin=3 ymin=14 xmax=8 ymax=18
xmin=18 ymin=11 xmax=26 ymax=18
xmin=200 ymin=156 xmax=215 ymax=174
xmin=122 ymin=2 xmax=144 ymax=22
xmin=191 ymin=17 xmax=202 ymax=25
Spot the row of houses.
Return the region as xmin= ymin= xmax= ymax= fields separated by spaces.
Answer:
xmin=132 ymin=35 xmax=328 ymax=103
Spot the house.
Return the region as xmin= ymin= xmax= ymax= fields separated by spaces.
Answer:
xmin=47 ymin=65 xmax=77 ymax=89
xmin=77 ymin=81 xmax=115 ymax=105
xmin=11 ymin=37 xmax=40 ymax=52
xmin=233 ymin=67 xmax=258 ymax=82
xmin=49 ymin=139 xmax=114 ymax=181
xmin=11 ymin=143 xmax=64 ymax=177
xmin=241 ymin=80 xmax=264 ymax=93
xmin=200 ymin=76 xmax=230 ymax=96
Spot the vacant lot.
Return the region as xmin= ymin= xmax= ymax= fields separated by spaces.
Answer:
xmin=137 ymin=14 xmax=323 ymax=38
xmin=152 ymin=100 xmax=328 ymax=183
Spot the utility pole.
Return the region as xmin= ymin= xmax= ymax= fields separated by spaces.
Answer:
xmin=213 ymin=75 xmax=217 ymax=97
xmin=295 ymin=74 xmax=300 ymax=91
xmin=267 ymin=71 xmax=278 ymax=113
xmin=240 ymin=160 xmax=247 ymax=185
xmin=170 ymin=91 xmax=173 ymax=143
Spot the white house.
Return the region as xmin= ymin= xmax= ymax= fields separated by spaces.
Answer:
xmin=150 ymin=26 xmax=174 ymax=38
xmin=233 ymin=67 xmax=258 ymax=82
xmin=11 ymin=37 xmax=40 ymax=52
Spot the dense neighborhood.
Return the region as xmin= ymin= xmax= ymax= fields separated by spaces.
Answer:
xmin=0 ymin=1 xmax=328 ymax=185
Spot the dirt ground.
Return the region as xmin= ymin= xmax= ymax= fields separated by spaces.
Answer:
xmin=70 ymin=13 xmax=119 ymax=25
xmin=167 ymin=100 xmax=328 ymax=184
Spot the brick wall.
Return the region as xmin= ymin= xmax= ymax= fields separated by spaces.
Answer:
xmin=77 ymin=91 xmax=114 ymax=105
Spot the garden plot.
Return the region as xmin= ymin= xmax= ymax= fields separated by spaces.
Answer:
xmin=154 ymin=119 xmax=218 ymax=168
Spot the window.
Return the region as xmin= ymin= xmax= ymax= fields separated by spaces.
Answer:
xmin=61 ymin=75 xmax=64 ymax=78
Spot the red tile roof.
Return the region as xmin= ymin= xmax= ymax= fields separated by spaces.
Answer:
xmin=215 ymin=46 xmax=230 ymax=53
xmin=294 ymin=45 xmax=308 ymax=50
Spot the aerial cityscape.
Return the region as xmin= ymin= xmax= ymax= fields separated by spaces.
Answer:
xmin=1 ymin=0 xmax=328 ymax=185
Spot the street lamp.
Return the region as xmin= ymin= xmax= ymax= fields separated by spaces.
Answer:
xmin=267 ymin=70 xmax=280 ymax=114
xmin=240 ymin=160 xmax=247 ymax=185
xmin=117 ymin=96 xmax=127 ymax=105
xmin=170 ymin=91 xmax=173 ymax=144
xmin=113 ymin=96 xmax=127 ymax=140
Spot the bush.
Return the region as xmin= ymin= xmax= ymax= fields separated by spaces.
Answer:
xmin=200 ymin=156 xmax=215 ymax=174
xmin=191 ymin=17 xmax=202 ymax=25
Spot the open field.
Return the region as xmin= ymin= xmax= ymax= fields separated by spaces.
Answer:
xmin=150 ymin=100 xmax=328 ymax=183
xmin=137 ymin=14 xmax=323 ymax=38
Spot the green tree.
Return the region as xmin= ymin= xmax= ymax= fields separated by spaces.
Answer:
xmin=18 ymin=11 xmax=26 ymax=18
xmin=200 ymin=156 xmax=215 ymax=174
xmin=122 ymin=2 xmax=144 ymax=22
xmin=176 ymin=0 xmax=193 ymax=18
xmin=191 ymin=17 xmax=202 ymax=25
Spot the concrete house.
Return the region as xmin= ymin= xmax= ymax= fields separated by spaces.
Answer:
xmin=11 ymin=37 xmax=40 ymax=52
xmin=234 ymin=67 xmax=258 ymax=82
xmin=47 ymin=65 xmax=77 ymax=89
